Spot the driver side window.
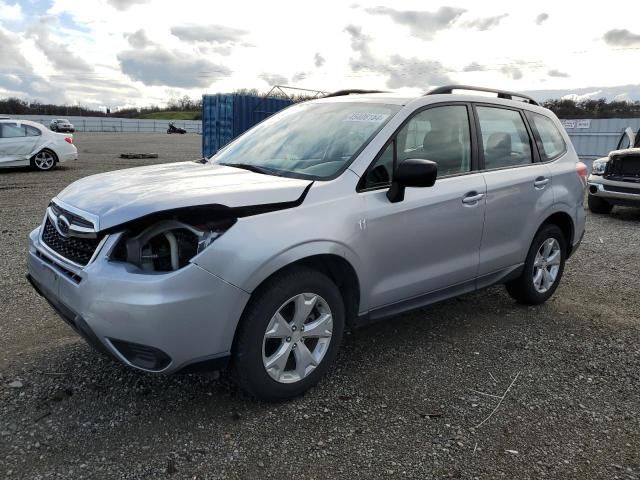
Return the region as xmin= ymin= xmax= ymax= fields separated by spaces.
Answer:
xmin=364 ymin=105 xmax=472 ymax=189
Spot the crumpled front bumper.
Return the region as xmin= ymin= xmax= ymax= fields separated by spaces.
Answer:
xmin=26 ymin=226 xmax=250 ymax=373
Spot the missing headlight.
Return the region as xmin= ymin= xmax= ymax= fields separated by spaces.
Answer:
xmin=112 ymin=219 xmax=234 ymax=272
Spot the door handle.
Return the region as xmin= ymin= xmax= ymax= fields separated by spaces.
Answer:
xmin=534 ymin=177 xmax=550 ymax=188
xmin=462 ymin=192 xmax=485 ymax=205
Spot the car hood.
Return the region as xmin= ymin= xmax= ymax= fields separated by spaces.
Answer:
xmin=55 ymin=161 xmax=312 ymax=231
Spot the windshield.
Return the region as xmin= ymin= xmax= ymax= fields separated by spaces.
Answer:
xmin=211 ymin=102 xmax=401 ymax=179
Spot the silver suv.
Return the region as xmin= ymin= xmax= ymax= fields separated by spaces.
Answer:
xmin=26 ymin=86 xmax=587 ymax=401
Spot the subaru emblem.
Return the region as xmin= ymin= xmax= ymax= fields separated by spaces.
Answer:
xmin=57 ymin=215 xmax=71 ymax=237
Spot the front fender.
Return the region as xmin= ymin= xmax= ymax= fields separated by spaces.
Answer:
xmin=195 ymin=240 xmax=369 ymax=312
xmin=250 ymin=240 xmax=366 ymax=304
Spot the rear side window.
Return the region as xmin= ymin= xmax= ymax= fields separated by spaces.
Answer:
xmin=476 ymin=106 xmax=532 ymax=169
xmin=526 ymin=112 xmax=566 ymax=161
xmin=25 ymin=125 xmax=41 ymax=136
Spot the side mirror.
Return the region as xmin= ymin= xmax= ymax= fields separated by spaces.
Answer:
xmin=386 ymin=158 xmax=438 ymax=203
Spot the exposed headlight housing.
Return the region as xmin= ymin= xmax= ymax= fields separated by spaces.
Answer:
xmin=591 ymin=159 xmax=608 ymax=175
xmin=112 ymin=218 xmax=235 ymax=272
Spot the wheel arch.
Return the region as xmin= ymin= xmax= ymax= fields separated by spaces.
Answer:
xmin=30 ymin=147 xmax=59 ymax=170
xmin=540 ymin=211 xmax=575 ymax=255
xmin=240 ymin=251 xmax=363 ymax=330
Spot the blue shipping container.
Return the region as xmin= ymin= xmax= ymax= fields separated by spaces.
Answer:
xmin=202 ymin=94 xmax=293 ymax=157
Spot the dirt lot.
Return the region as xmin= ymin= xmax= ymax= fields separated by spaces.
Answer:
xmin=1 ymin=133 xmax=639 ymax=479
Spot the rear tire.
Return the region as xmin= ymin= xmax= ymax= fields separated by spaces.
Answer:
xmin=506 ymin=224 xmax=566 ymax=305
xmin=232 ymin=267 xmax=345 ymax=402
xmin=30 ymin=149 xmax=57 ymax=171
xmin=587 ymin=194 xmax=613 ymax=214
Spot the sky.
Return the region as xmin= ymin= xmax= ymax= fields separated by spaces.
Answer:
xmin=1 ymin=0 xmax=640 ymax=110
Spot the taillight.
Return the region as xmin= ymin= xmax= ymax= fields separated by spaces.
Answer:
xmin=64 ymin=137 xmax=73 ymax=144
xmin=576 ymin=161 xmax=588 ymax=186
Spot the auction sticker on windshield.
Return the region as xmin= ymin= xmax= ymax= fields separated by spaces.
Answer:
xmin=344 ymin=112 xmax=389 ymax=123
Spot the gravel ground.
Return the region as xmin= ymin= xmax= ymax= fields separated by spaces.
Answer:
xmin=1 ymin=133 xmax=639 ymax=479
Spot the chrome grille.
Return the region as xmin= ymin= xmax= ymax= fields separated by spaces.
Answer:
xmin=42 ymin=217 xmax=101 ymax=266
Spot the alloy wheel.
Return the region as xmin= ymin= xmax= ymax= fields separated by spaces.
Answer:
xmin=262 ymin=293 xmax=333 ymax=384
xmin=33 ymin=151 xmax=55 ymax=170
xmin=532 ymin=238 xmax=561 ymax=293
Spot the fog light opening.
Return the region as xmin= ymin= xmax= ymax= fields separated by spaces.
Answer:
xmin=109 ymin=339 xmax=171 ymax=371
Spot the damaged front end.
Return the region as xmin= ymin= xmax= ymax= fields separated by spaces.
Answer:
xmin=110 ymin=216 xmax=236 ymax=273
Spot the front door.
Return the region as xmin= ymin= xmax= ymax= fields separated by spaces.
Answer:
xmin=359 ymin=104 xmax=486 ymax=310
xmin=0 ymin=122 xmax=39 ymax=165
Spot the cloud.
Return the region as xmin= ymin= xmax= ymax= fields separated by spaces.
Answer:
xmin=259 ymin=72 xmax=288 ymax=85
xmin=170 ymin=24 xmax=247 ymax=44
xmin=291 ymin=72 xmax=307 ymax=83
xmin=535 ymin=13 xmax=549 ymax=25
xmin=0 ymin=30 xmax=66 ymax=102
xmin=603 ymin=29 xmax=640 ymax=46
xmin=125 ymin=29 xmax=152 ymax=48
xmin=0 ymin=0 xmax=23 ymax=22
xmin=463 ymin=62 xmax=485 ymax=72
xmin=27 ymin=17 xmax=93 ymax=72
xmin=548 ymin=69 xmax=569 ymax=78
xmin=462 ymin=14 xmax=508 ymax=31
xmin=118 ymin=48 xmax=231 ymax=88
xmin=345 ymin=25 xmax=451 ymax=88
xmin=314 ymin=53 xmax=325 ymax=68
xmin=106 ymin=0 xmax=149 ymax=11
xmin=365 ymin=6 xmax=465 ymax=40
xmin=501 ymin=65 xmax=523 ymax=80
xmin=385 ymin=55 xmax=451 ymax=89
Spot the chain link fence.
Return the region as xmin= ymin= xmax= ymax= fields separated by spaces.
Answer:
xmin=7 ymin=115 xmax=202 ymax=134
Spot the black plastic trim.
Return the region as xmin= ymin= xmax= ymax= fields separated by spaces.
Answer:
xmin=354 ymin=264 xmax=524 ymax=328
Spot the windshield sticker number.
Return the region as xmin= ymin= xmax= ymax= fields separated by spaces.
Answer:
xmin=344 ymin=112 xmax=389 ymax=123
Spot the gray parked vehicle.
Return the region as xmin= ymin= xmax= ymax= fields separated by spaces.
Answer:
xmin=49 ymin=119 xmax=75 ymax=133
xmin=26 ymin=86 xmax=587 ymax=401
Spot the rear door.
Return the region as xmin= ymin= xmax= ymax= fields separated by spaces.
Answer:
xmin=0 ymin=122 xmax=40 ymax=164
xmin=475 ymin=104 xmax=554 ymax=277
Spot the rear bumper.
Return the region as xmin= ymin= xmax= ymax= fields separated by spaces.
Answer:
xmin=58 ymin=151 xmax=78 ymax=162
xmin=26 ymin=227 xmax=249 ymax=373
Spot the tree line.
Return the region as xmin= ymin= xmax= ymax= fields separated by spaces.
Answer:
xmin=540 ymin=98 xmax=640 ymax=119
xmin=2 ymin=94 xmax=640 ymax=119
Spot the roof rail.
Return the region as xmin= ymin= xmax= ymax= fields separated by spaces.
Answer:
xmin=324 ymin=89 xmax=387 ymax=98
xmin=425 ymin=85 xmax=539 ymax=106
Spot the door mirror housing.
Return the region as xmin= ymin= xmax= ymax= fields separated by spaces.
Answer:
xmin=387 ymin=159 xmax=438 ymax=203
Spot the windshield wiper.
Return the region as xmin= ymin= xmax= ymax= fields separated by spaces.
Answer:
xmin=218 ymin=163 xmax=282 ymax=176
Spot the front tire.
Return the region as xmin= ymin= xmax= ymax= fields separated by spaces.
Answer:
xmin=506 ymin=224 xmax=566 ymax=305
xmin=232 ymin=267 xmax=345 ymax=402
xmin=587 ymin=194 xmax=613 ymax=214
xmin=30 ymin=149 xmax=57 ymax=171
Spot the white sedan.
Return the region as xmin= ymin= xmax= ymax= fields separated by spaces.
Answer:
xmin=0 ymin=119 xmax=77 ymax=171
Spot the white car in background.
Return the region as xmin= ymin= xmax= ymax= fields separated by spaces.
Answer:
xmin=0 ymin=119 xmax=77 ymax=171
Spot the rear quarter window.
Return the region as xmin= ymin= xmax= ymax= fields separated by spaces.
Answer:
xmin=526 ymin=112 xmax=567 ymax=161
